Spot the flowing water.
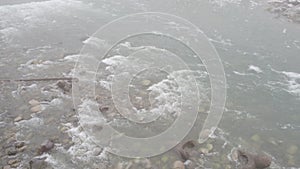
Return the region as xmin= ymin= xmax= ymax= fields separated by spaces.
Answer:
xmin=0 ymin=0 xmax=300 ymax=169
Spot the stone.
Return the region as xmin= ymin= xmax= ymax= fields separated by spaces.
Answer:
xmin=15 ymin=142 xmax=25 ymax=148
xmin=173 ymin=160 xmax=185 ymax=169
xmin=29 ymin=99 xmax=40 ymax=106
xmin=37 ymin=140 xmax=54 ymax=155
xmin=6 ymin=147 xmax=17 ymax=156
xmin=200 ymin=148 xmax=209 ymax=155
xmin=30 ymin=105 xmax=42 ymax=113
xmin=7 ymin=159 xmax=19 ymax=165
xmin=29 ymin=157 xmax=48 ymax=169
xmin=206 ymin=144 xmax=213 ymax=152
xmin=236 ymin=149 xmax=271 ymax=169
xmin=17 ymin=145 xmax=27 ymax=152
xmin=56 ymin=80 xmax=71 ymax=92
xmin=14 ymin=116 xmax=23 ymax=122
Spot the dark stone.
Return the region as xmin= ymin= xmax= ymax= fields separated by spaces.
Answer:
xmin=56 ymin=80 xmax=71 ymax=92
xmin=37 ymin=140 xmax=54 ymax=155
xmin=6 ymin=147 xmax=17 ymax=156
xmin=175 ymin=140 xmax=199 ymax=162
xmin=237 ymin=150 xmax=272 ymax=169
xmin=15 ymin=141 xmax=25 ymax=148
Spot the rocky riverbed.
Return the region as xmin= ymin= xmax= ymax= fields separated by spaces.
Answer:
xmin=1 ymin=0 xmax=300 ymax=169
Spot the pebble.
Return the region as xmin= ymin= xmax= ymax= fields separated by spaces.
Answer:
xmin=173 ymin=161 xmax=185 ymax=169
xmin=29 ymin=99 xmax=40 ymax=106
xmin=30 ymin=105 xmax=42 ymax=113
xmin=14 ymin=116 xmax=23 ymax=122
xmin=287 ymin=145 xmax=298 ymax=155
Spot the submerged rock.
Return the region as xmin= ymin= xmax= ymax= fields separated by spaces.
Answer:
xmin=30 ymin=105 xmax=42 ymax=113
xmin=29 ymin=157 xmax=48 ymax=169
xmin=14 ymin=116 xmax=23 ymax=122
xmin=56 ymin=80 xmax=72 ymax=92
xmin=236 ymin=149 xmax=272 ymax=169
xmin=29 ymin=99 xmax=40 ymax=106
xmin=37 ymin=140 xmax=54 ymax=155
xmin=287 ymin=145 xmax=298 ymax=155
xmin=173 ymin=160 xmax=185 ymax=169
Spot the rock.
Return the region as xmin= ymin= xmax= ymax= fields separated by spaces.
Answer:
xmin=15 ymin=142 xmax=25 ymax=148
xmin=236 ymin=149 xmax=272 ymax=169
xmin=7 ymin=159 xmax=20 ymax=168
xmin=29 ymin=157 xmax=48 ymax=169
xmin=14 ymin=116 xmax=23 ymax=122
xmin=17 ymin=145 xmax=27 ymax=152
xmin=206 ymin=143 xmax=213 ymax=152
xmin=141 ymin=80 xmax=151 ymax=86
xmin=6 ymin=147 xmax=17 ymax=156
xmin=173 ymin=160 xmax=185 ymax=169
xmin=56 ymin=80 xmax=71 ymax=92
xmin=37 ymin=140 xmax=54 ymax=155
xmin=29 ymin=99 xmax=40 ymax=106
xmin=199 ymin=148 xmax=209 ymax=155
xmin=30 ymin=105 xmax=42 ymax=113
xmin=3 ymin=165 xmax=11 ymax=169
xmin=287 ymin=145 xmax=298 ymax=155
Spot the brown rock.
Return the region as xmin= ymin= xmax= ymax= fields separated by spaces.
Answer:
xmin=29 ymin=157 xmax=48 ymax=169
xmin=29 ymin=99 xmax=40 ymax=106
xmin=3 ymin=165 xmax=11 ymax=169
xmin=237 ymin=150 xmax=272 ymax=169
xmin=173 ymin=160 xmax=185 ymax=169
xmin=30 ymin=105 xmax=42 ymax=113
xmin=6 ymin=147 xmax=17 ymax=156
xmin=14 ymin=116 xmax=23 ymax=122
xmin=37 ymin=140 xmax=54 ymax=155
xmin=56 ymin=80 xmax=71 ymax=92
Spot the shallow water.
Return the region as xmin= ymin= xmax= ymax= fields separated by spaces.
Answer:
xmin=0 ymin=0 xmax=300 ymax=168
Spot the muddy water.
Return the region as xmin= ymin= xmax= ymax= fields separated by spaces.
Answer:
xmin=0 ymin=0 xmax=300 ymax=169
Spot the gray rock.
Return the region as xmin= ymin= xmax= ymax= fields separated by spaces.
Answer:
xmin=6 ymin=147 xmax=17 ymax=156
xmin=29 ymin=157 xmax=48 ymax=169
xmin=37 ymin=140 xmax=54 ymax=155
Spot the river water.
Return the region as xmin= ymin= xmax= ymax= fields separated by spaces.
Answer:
xmin=0 ymin=0 xmax=299 ymax=169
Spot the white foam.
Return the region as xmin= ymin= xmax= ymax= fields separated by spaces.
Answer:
xmin=282 ymin=71 xmax=300 ymax=97
xmin=269 ymin=68 xmax=300 ymax=97
xmin=208 ymin=0 xmax=242 ymax=7
xmin=248 ymin=65 xmax=263 ymax=73
xmin=233 ymin=71 xmax=247 ymax=76
xmin=0 ymin=0 xmax=88 ymax=43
